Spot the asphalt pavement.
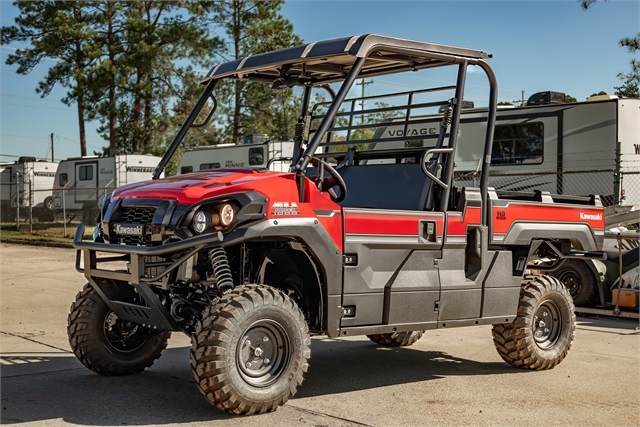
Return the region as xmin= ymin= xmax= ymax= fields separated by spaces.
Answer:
xmin=1 ymin=243 xmax=639 ymax=427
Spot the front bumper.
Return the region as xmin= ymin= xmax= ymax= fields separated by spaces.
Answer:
xmin=74 ymin=224 xmax=224 ymax=287
xmin=73 ymin=225 xmax=225 ymax=331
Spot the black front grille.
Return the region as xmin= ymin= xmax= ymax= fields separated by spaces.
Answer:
xmin=114 ymin=205 xmax=157 ymax=247
xmin=118 ymin=234 xmax=150 ymax=247
xmin=120 ymin=206 xmax=156 ymax=225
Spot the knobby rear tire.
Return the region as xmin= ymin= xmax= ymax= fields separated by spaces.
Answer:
xmin=492 ymin=274 xmax=575 ymax=370
xmin=190 ymin=285 xmax=310 ymax=415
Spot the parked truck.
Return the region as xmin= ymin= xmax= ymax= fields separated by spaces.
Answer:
xmin=52 ymin=151 xmax=162 ymax=222
xmin=69 ymin=35 xmax=606 ymax=416
xmin=0 ymin=157 xmax=58 ymax=221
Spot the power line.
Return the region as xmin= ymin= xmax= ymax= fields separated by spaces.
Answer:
xmin=0 ymin=101 xmax=76 ymax=112
xmin=0 ymin=93 xmax=69 ymax=104
xmin=1 ymin=133 xmax=49 ymax=140
xmin=1 ymin=133 xmax=103 ymax=151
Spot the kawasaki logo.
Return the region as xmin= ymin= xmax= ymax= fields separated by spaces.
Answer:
xmin=114 ymin=224 xmax=143 ymax=236
xmin=580 ymin=212 xmax=602 ymax=221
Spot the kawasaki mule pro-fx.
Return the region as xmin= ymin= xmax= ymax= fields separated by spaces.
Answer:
xmin=68 ymin=35 xmax=606 ymax=415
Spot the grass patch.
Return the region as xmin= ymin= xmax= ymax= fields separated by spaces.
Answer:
xmin=0 ymin=227 xmax=93 ymax=243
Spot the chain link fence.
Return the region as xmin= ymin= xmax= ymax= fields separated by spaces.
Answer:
xmin=619 ymin=168 xmax=640 ymax=208
xmin=1 ymin=168 xmax=638 ymax=239
xmin=454 ymin=168 xmax=622 ymax=207
xmin=1 ymin=184 xmax=109 ymax=238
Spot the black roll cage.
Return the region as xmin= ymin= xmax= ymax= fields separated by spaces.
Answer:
xmin=152 ymin=34 xmax=498 ymax=226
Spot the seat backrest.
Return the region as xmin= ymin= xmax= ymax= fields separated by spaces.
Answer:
xmin=337 ymin=163 xmax=430 ymax=210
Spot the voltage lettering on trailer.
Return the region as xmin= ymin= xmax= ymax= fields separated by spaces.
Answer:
xmin=386 ymin=127 xmax=438 ymax=137
xmin=270 ymin=202 xmax=300 ymax=215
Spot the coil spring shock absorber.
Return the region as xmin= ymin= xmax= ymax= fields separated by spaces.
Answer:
xmin=208 ymin=247 xmax=234 ymax=293
xmin=441 ymin=104 xmax=453 ymax=128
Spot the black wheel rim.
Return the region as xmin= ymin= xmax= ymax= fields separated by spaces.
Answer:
xmin=103 ymin=311 xmax=149 ymax=353
xmin=237 ymin=319 xmax=290 ymax=388
xmin=558 ymin=270 xmax=581 ymax=298
xmin=533 ymin=300 xmax=562 ymax=349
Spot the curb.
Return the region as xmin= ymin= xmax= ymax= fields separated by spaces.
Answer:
xmin=0 ymin=239 xmax=74 ymax=249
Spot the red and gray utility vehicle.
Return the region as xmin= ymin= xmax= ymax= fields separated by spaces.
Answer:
xmin=68 ymin=35 xmax=606 ymax=415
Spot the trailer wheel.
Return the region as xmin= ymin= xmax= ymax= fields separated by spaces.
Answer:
xmin=190 ymin=285 xmax=310 ymax=415
xmin=367 ymin=331 xmax=425 ymax=347
xmin=67 ymin=283 xmax=170 ymax=376
xmin=550 ymin=259 xmax=598 ymax=307
xmin=492 ymin=274 xmax=575 ymax=370
xmin=43 ymin=196 xmax=54 ymax=212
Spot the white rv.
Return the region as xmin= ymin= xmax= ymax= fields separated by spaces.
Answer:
xmin=0 ymin=157 xmax=58 ymax=221
xmin=177 ymin=138 xmax=295 ymax=175
xmin=52 ymin=153 xmax=162 ymax=217
xmin=366 ymin=96 xmax=639 ymax=208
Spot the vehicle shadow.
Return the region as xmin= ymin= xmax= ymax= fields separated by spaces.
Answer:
xmin=1 ymin=337 xmax=521 ymax=426
xmin=296 ymin=337 xmax=519 ymax=398
xmin=575 ymin=315 xmax=639 ymax=334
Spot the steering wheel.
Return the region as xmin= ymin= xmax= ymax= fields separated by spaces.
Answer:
xmin=308 ymin=157 xmax=347 ymax=203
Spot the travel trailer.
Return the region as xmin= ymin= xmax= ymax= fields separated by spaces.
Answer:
xmin=52 ymin=153 xmax=162 ymax=219
xmin=0 ymin=157 xmax=57 ymax=221
xmin=177 ymin=137 xmax=295 ymax=175
xmin=365 ymin=96 xmax=639 ymax=209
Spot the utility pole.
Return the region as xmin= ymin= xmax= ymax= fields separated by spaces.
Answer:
xmin=50 ymin=133 xmax=54 ymax=162
xmin=355 ymin=79 xmax=374 ymax=123
xmin=511 ymin=90 xmax=526 ymax=107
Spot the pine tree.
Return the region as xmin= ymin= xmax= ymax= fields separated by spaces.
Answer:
xmin=2 ymin=1 xmax=96 ymax=156
xmin=209 ymin=0 xmax=303 ymax=144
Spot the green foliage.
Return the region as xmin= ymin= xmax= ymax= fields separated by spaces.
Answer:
xmin=565 ymin=94 xmax=577 ymax=103
xmin=2 ymin=1 xmax=220 ymax=154
xmin=581 ymin=3 xmax=638 ymax=99
xmin=620 ymin=35 xmax=640 ymax=52
xmin=209 ymin=0 xmax=302 ymax=144
xmin=3 ymin=0 xmax=305 ymax=158
xmin=614 ymin=59 xmax=640 ymax=98
xmin=2 ymin=1 xmax=96 ymax=156
xmin=589 ymin=91 xmax=609 ymax=98
xmin=615 ymin=33 xmax=640 ymax=98
xmin=497 ymin=101 xmax=514 ymax=106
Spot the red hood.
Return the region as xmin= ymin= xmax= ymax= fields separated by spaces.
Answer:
xmin=112 ymin=169 xmax=291 ymax=204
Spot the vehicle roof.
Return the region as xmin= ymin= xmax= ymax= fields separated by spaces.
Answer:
xmin=202 ymin=34 xmax=490 ymax=86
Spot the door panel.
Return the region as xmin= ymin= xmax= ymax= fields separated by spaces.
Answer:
xmin=342 ymin=208 xmax=444 ymax=327
xmin=437 ymin=203 xmax=484 ymax=321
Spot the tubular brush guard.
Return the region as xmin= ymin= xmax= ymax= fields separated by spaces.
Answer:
xmin=73 ymin=225 xmax=224 ymax=330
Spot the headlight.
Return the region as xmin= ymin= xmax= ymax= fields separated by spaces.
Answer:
xmin=192 ymin=210 xmax=209 ymax=234
xmin=219 ymin=203 xmax=234 ymax=226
